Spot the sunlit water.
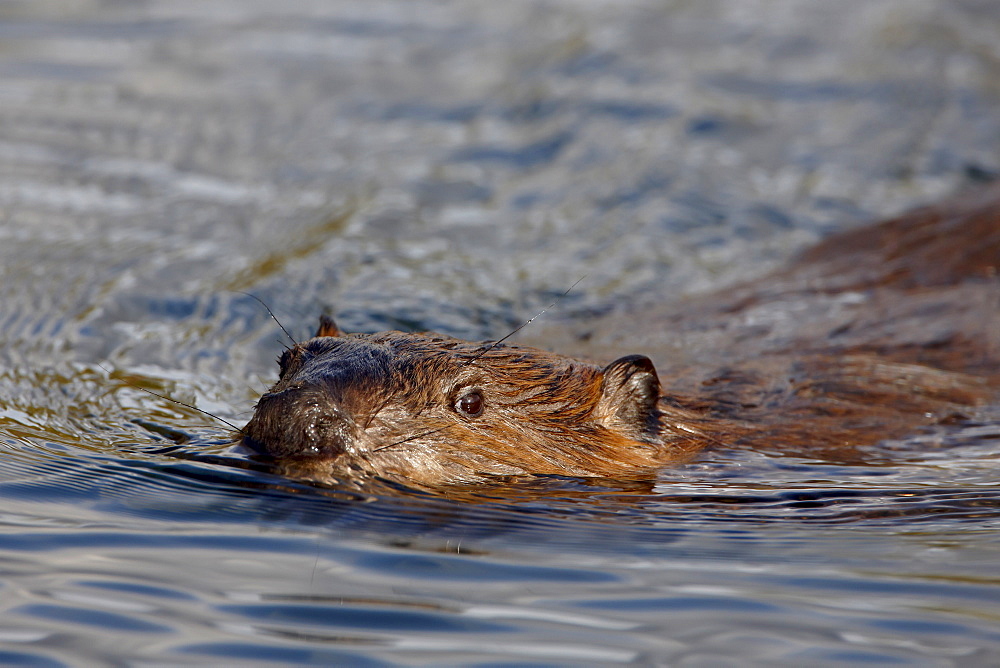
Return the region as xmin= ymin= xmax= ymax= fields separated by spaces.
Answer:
xmin=1 ymin=1 xmax=1000 ymax=665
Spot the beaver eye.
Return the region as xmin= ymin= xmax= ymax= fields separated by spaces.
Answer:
xmin=454 ymin=390 xmax=484 ymax=418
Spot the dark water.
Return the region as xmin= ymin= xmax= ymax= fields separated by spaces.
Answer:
xmin=2 ymin=1 xmax=1000 ymax=665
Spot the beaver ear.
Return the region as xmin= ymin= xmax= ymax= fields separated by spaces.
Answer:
xmin=315 ymin=314 xmax=342 ymax=338
xmin=597 ymin=355 xmax=661 ymax=438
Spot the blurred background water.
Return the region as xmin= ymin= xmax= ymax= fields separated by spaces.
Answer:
xmin=1 ymin=0 xmax=999 ymax=665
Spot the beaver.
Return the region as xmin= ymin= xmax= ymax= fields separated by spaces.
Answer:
xmin=240 ymin=185 xmax=1000 ymax=487
xmin=239 ymin=319 xmax=715 ymax=485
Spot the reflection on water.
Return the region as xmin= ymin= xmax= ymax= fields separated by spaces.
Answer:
xmin=1 ymin=0 xmax=1000 ymax=665
xmin=3 ymin=437 xmax=1000 ymax=665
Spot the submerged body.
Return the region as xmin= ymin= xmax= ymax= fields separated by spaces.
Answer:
xmin=241 ymin=185 xmax=1000 ymax=487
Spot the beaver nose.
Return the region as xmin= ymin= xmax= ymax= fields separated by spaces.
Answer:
xmin=241 ymin=388 xmax=354 ymax=459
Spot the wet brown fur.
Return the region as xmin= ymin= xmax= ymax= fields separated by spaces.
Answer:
xmin=241 ymin=185 xmax=1000 ymax=487
xmin=242 ymin=329 xmax=716 ymax=485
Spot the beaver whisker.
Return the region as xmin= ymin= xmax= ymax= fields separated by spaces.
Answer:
xmin=98 ymin=363 xmax=241 ymax=432
xmin=464 ymin=276 xmax=585 ymax=365
xmin=364 ymin=395 xmax=394 ymax=429
xmin=239 ymin=291 xmax=298 ymax=346
xmin=370 ymin=424 xmax=455 ymax=453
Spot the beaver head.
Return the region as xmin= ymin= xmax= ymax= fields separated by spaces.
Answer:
xmin=239 ymin=316 xmax=706 ymax=486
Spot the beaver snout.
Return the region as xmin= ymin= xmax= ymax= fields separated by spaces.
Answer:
xmin=241 ymin=386 xmax=356 ymax=460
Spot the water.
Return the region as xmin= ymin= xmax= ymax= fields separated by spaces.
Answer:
xmin=1 ymin=1 xmax=1000 ymax=665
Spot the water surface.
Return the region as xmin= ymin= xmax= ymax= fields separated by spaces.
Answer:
xmin=1 ymin=1 xmax=1000 ymax=665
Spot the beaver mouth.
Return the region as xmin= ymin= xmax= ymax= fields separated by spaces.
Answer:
xmin=239 ymin=437 xmax=349 ymax=462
